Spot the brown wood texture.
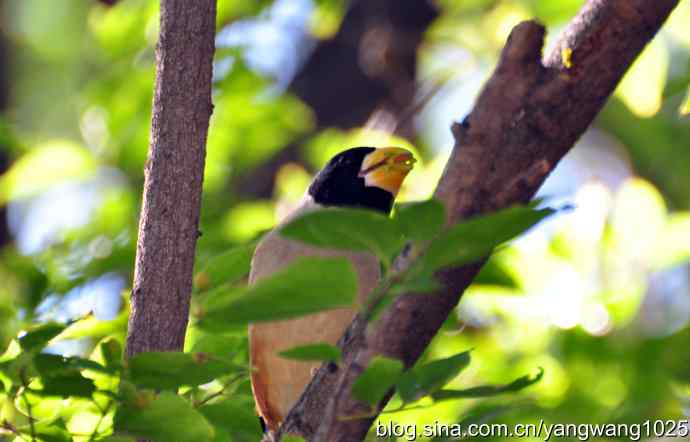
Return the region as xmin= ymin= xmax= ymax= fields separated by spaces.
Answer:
xmin=125 ymin=0 xmax=217 ymax=358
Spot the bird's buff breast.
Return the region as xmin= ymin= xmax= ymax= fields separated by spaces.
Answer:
xmin=248 ymin=230 xmax=380 ymax=432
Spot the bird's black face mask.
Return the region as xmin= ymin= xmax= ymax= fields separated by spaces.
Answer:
xmin=308 ymin=147 xmax=396 ymax=214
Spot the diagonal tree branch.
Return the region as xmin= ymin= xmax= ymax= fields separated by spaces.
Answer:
xmin=125 ymin=0 xmax=217 ymax=358
xmin=275 ymin=0 xmax=680 ymax=440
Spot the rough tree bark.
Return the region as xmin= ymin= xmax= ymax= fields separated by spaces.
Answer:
xmin=275 ymin=0 xmax=681 ymax=440
xmin=125 ymin=0 xmax=217 ymax=358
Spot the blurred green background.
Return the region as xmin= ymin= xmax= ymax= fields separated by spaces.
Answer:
xmin=1 ymin=0 xmax=690 ymax=440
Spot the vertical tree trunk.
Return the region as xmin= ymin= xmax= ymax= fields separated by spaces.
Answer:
xmin=125 ymin=0 xmax=217 ymax=358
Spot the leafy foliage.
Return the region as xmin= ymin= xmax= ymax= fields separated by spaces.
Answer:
xmin=2 ymin=0 xmax=689 ymax=440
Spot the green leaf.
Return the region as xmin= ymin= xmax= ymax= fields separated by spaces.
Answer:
xmin=23 ymin=419 xmax=72 ymax=442
xmin=280 ymin=208 xmax=404 ymax=262
xmin=18 ymin=322 xmax=66 ymax=351
xmin=99 ymin=337 xmax=123 ymax=370
xmin=416 ymin=206 xmax=554 ymax=274
xmin=431 ymin=367 xmax=544 ymax=402
xmin=0 ymin=140 xmax=96 ymax=204
xmin=197 ymin=257 xmax=358 ymax=329
xmin=195 ymin=243 xmax=255 ymax=292
xmin=115 ymin=391 xmax=214 ymax=442
xmin=472 ymin=254 xmax=519 ymax=288
xmin=397 ymin=351 xmax=471 ymax=403
xmin=199 ymin=397 xmax=262 ymax=442
xmin=37 ymin=373 xmax=96 ymax=398
xmin=395 ymin=199 xmax=445 ymax=241
xmin=189 ymin=334 xmax=244 ymax=361
xmin=56 ymin=312 xmax=127 ymax=340
xmin=351 ymin=356 xmax=404 ymax=406
xmin=279 ymin=343 xmax=341 ymax=363
xmin=128 ymin=352 xmax=240 ymax=390
xmin=34 ymin=353 xmax=113 ymax=376
xmin=283 ymin=437 xmax=307 ymax=442
xmin=680 ymin=85 xmax=690 ymax=116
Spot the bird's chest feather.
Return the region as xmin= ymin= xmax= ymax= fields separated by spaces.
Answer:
xmin=248 ymin=230 xmax=380 ymax=430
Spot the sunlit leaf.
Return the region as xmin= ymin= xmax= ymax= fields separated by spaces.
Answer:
xmin=22 ymin=419 xmax=72 ymax=442
xmin=195 ymin=243 xmax=255 ymax=292
xmin=18 ymin=322 xmax=66 ymax=352
xmin=115 ymin=391 xmax=214 ymax=442
xmin=99 ymin=337 xmax=124 ymax=370
xmin=351 ymin=356 xmax=404 ymax=406
xmin=0 ymin=140 xmax=97 ymax=203
xmin=472 ymin=254 xmax=519 ymax=288
xmin=199 ymin=397 xmax=263 ymax=442
xmin=279 ymin=343 xmax=341 ymax=363
xmin=197 ymin=257 xmax=357 ymax=329
xmin=128 ymin=352 xmax=241 ymax=390
xmin=414 ymin=206 xmax=554 ymax=275
xmin=281 ymin=208 xmax=403 ymax=263
xmin=432 ymin=368 xmax=544 ymax=402
xmin=680 ymin=85 xmax=690 ymax=116
xmin=189 ymin=334 xmax=244 ymax=361
xmin=397 ymin=351 xmax=471 ymax=403
xmin=55 ymin=311 xmax=128 ymax=340
xmin=395 ymin=199 xmax=446 ymax=241
xmin=615 ymin=39 xmax=668 ymax=117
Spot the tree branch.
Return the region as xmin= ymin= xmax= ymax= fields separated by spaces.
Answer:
xmin=125 ymin=0 xmax=217 ymax=358
xmin=275 ymin=0 xmax=680 ymax=440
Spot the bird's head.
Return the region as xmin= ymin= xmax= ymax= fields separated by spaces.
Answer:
xmin=308 ymin=146 xmax=416 ymax=214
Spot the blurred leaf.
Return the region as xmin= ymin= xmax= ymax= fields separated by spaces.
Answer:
xmin=55 ymin=312 xmax=128 ymax=340
xmin=397 ymin=351 xmax=471 ymax=404
xmin=128 ymin=352 xmax=240 ymax=390
xmin=279 ymin=343 xmax=341 ymax=363
xmin=0 ymin=141 xmax=96 ymax=203
xmin=309 ymin=0 xmax=346 ymax=38
xmin=415 ymin=206 xmax=554 ymax=275
xmin=189 ymin=334 xmax=244 ymax=361
xmin=615 ymin=38 xmax=668 ymax=117
xmin=18 ymin=322 xmax=66 ymax=352
xmin=283 ymin=437 xmax=307 ymax=442
xmin=37 ymin=373 xmax=96 ymax=398
xmin=281 ymin=208 xmax=403 ymax=263
xmin=431 ymin=367 xmax=544 ymax=402
xmin=22 ymin=419 xmax=72 ymax=442
xmin=99 ymin=337 xmax=124 ymax=370
xmin=395 ymin=199 xmax=446 ymax=241
xmin=352 ymin=356 xmax=404 ymax=406
xmin=681 ymin=86 xmax=690 ymax=116
xmin=198 ymin=397 xmax=262 ymax=442
xmin=223 ymin=201 xmax=275 ymax=242
xmin=34 ymin=354 xmax=112 ymax=376
xmin=472 ymin=254 xmax=519 ymax=288
xmin=197 ymin=257 xmax=357 ymax=329
xmin=115 ymin=391 xmax=214 ymax=442
xmin=653 ymin=213 xmax=690 ymax=268
xmin=195 ymin=243 xmax=255 ymax=292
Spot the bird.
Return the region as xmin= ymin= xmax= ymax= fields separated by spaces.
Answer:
xmin=248 ymin=146 xmax=416 ymax=434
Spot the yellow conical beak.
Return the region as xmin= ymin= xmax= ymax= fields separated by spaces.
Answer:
xmin=358 ymin=147 xmax=416 ymax=196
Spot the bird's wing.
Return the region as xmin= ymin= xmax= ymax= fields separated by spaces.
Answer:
xmin=248 ymin=229 xmax=380 ymax=431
